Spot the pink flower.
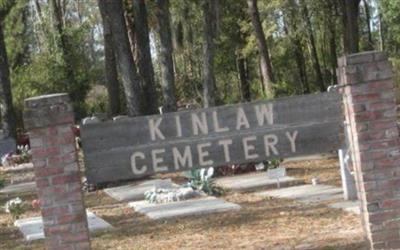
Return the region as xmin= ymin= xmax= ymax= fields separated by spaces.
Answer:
xmin=31 ymin=199 xmax=40 ymax=209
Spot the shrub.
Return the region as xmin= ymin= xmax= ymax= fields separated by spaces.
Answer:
xmin=187 ymin=168 xmax=224 ymax=196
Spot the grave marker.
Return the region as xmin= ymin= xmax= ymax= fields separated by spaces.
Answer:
xmin=267 ymin=167 xmax=286 ymax=188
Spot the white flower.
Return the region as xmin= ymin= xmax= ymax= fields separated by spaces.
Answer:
xmin=200 ymin=168 xmax=206 ymax=181
xmin=206 ymin=167 xmax=214 ymax=179
xmin=5 ymin=197 xmax=22 ymax=213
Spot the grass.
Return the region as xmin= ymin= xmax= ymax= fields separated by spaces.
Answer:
xmin=0 ymin=158 xmax=367 ymax=250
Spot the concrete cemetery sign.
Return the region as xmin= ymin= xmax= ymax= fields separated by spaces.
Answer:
xmin=81 ymin=92 xmax=342 ymax=184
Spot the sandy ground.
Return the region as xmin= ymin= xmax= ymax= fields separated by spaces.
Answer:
xmin=0 ymin=157 xmax=367 ymax=250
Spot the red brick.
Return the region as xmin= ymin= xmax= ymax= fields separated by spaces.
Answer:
xmin=372 ymin=230 xmax=400 ymax=242
xmin=367 ymin=79 xmax=394 ymax=90
xmin=45 ymin=224 xmax=71 ymax=235
xmin=369 ymin=210 xmax=400 ymax=224
xmin=352 ymin=93 xmax=381 ymax=103
xmin=385 ymin=240 xmax=400 ymax=249
xmin=374 ymin=158 xmax=400 ymax=169
xmin=52 ymin=174 xmax=80 ymax=185
xmin=42 ymin=206 xmax=70 ymax=217
xmin=380 ymin=199 xmax=400 ymax=209
xmin=369 ymin=139 xmax=398 ymax=150
xmin=35 ymin=166 xmax=64 ymax=177
xmin=36 ymin=178 xmax=50 ymax=188
xmin=32 ymin=146 xmax=60 ymax=158
xmin=369 ymin=120 xmax=397 ymax=130
xmin=57 ymin=214 xmax=86 ymax=224
xmin=377 ymin=179 xmax=400 ymax=191
xmin=59 ymin=232 xmax=89 ymax=244
xmin=367 ymin=101 xmax=396 ymax=112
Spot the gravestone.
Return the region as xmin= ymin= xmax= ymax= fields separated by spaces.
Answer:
xmin=0 ymin=181 xmax=36 ymax=194
xmin=0 ymin=136 xmax=16 ymax=159
xmin=15 ymin=211 xmax=112 ymax=241
xmin=129 ymin=197 xmax=240 ymax=220
xmin=256 ymin=184 xmax=343 ymax=203
xmin=104 ymin=179 xmax=178 ymax=202
xmin=215 ymin=172 xmax=303 ymax=192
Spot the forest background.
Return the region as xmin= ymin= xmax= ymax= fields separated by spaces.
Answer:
xmin=0 ymin=0 xmax=398 ymax=139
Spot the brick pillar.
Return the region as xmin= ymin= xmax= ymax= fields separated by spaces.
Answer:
xmin=338 ymin=51 xmax=400 ymax=249
xmin=24 ymin=93 xmax=91 ymax=250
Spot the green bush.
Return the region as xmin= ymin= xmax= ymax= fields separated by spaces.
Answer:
xmin=187 ymin=168 xmax=224 ymax=196
xmin=85 ymin=85 xmax=109 ymax=116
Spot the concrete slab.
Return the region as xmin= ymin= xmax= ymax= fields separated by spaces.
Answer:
xmin=14 ymin=211 xmax=112 ymax=241
xmin=0 ymin=181 xmax=36 ymax=194
xmin=104 ymin=179 xmax=178 ymax=202
xmin=329 ymin=200 xmax=361 ymax=214
xmin=215 ymin=172 xmax=304 ymax=192
xmin=129 ymin=197 xmax=241 ymax=220
xmin=0 ymin=163 xmax=34 ymax=173
xmin=10 ymin=171 xmax=35 ymax=184
xmin=282 ymin=153 xmax=336 ymax=163
xmin=256 ymin=184 xmax=343 ymax=204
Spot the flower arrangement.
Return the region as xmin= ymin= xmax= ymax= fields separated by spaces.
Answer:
xmin=16 ymin=145 xmax=32 ymax=164
xmin=187 ymin=167 xmax=224 ymax=196
xmin=1 ymin=145 xmax=32 ymax=167
xmin=4 ymin=197 xmax=25 ymax=220
xmin=31 ymin=199 xmax=41 ymax=210
xmin=144 ymin=186 xmax=197 ymax=204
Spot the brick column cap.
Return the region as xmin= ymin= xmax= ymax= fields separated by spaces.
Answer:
xmin=25 ymin=93 xmax=70 ymax=109
xmin=24 ymin=93 xmax=74 ymax=130
xmin=338 ymin=51 xmax=387 ymax=67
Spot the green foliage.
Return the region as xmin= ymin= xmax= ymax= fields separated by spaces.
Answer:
xmin=380 ymin=0 xmax=400 ymax=55
xmin=390 ymin=58 xmax=400 ymax=101
xmin=85 ymin=85 xmax=108 ymax=116
xmin=187 ymin=168 xmax=224 ymax=196
xmin=267 ymin=159 xmax=282 ymax=169
xmin=0 ymin=176 xmax=4 ymax=189
xmin=4 ymin=197 xmax=25 ymax=220
xmin=2 ymin=0 xmax=400 ymax=133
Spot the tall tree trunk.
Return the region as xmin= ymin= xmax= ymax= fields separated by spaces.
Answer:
xmin=294 ymin=39 xmax=309 ymax=94
xmin=99 ymin=0 xmax=142 ymax=116
xmin=201 ymin=0 xmax=218 ymax=107
xmin=0 ymin=4 xmax=17 ymax=140
xmin=133 ymin=0 xmax=158 ymax=115
xmin=50 ymin=0 xmax=76 ymax=94
xmin=378 ymin=13 xmax=384 ymax=51
xmin=124 ymin=8 xmax=136 ymax=61
xmin=300 ymin=0 xmax=325 ymax=91
xmin=237 ymin=55 xmax=251 ymax=102
xmin=98 ymin=1 xmax=121 ymax=116
xmin=342 ymin=0 xmax=361 ymax=54
xmin=155 ymin=0 xmax=177 ymax=112
xmin=11 ymin=5 xmax=30 ymax=70
xmin=283 ymin=10 xmax=309 ymax=94
xmin=247 ymin=0 xmax=274 ymax=97
xmin=0 ymin=21 xmax=16 ymax=139
xmin=327 ymin=0 xmax=338 ymax=85
xmin=363 ymin=0 xmax=373 ymax=49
